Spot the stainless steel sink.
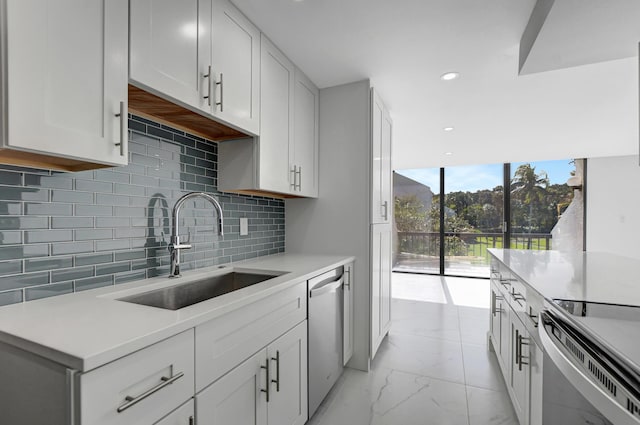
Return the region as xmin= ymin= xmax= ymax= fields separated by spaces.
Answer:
xmin=118 ymin=270 xmax=283 ymax=310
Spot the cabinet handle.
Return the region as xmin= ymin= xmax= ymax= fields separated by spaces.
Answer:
xmin=114 ymin=101 xmax=125 ymax=156
xmin=516 ymin=332 xmax=530 ymax=371
xmin=528 ymin=307 xmax=539 ymax=328
xmin=271 ymin=350 xmax=280 ymax=392
xmin=189 ymin=416 xmax=194 ymax=425
xmin=261 ymin=360 xmax=270 ymax=402
xmin=216 ymin=73 xmax=224 ymax=112
xmin=290 ymin=165 xmax=297 ymax=189
xmin=203 ymin=65 xmax=212 ymax=106
xmin=382 ymin=201 xmax=388 ymax=221
xmin=491 ymin=292 xmax=503 ymax=317
xmin=116 ymin=371 xmax=184 ymax=413
xmin=344 ymin=268 xmax=351 ymax=290
xmin=296 ymin=166 xmax=302 ymax=191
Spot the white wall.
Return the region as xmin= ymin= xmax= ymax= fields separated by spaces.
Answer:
xmin=586 ymin=155 xmax=640 ymax=259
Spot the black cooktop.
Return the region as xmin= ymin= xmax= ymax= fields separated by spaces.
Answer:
xmin=553 ymin=299 xmax=640 ymax=322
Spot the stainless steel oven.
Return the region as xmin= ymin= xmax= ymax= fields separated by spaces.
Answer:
xmin=540 ymin=301 xmax=640 ymax=425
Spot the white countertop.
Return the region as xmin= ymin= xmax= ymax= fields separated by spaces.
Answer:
xmin=488 ymin=249 xmax=640 ymax=306
xmin=489 ymin=249 xmax=640 ymax=372
xmin=0 ymin=253 xmax=354 ymax=372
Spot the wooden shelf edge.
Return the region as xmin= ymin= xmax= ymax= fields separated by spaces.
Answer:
xmin=220 ymin=189 xmax=302 ymax=199
xmin=0 ymin=148 xmax=112 ymax=172
xmin=128 ymin=85 xmax=252 ymax=143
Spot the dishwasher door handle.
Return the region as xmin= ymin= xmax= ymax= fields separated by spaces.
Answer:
xmin=310 ymin=277 xmax=343 ymax=298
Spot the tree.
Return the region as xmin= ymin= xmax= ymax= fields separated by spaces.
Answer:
xmin=394 ymin=195 xmax=427 ymax=232
xmin=511 ymin=164 xmax=549 ymax=234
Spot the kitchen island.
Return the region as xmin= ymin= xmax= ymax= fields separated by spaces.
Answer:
xmin=489 ymin=248 xmax=640 ymax=425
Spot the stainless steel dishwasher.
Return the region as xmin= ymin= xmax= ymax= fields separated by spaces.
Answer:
xmin=308 ymin=266 xmax=344 ymax=418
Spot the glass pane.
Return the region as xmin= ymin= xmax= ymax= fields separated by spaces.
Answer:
xmin=393 ymin=169 xmax=440 ymax=274
xmin=510 ymin=160 xmax=580 ymax=251
xmin=443 ymin=164 xmax=504 ymax=278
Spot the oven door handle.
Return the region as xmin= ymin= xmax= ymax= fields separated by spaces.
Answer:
xmin=539 ymin=313 xmax=640 ymax=425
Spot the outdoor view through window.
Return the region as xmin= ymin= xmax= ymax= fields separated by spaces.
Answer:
xmin=394 ymin=160 xmax=582 ymax=278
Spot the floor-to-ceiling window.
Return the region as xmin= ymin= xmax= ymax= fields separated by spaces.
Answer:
xmin=394 ymin=159 xmax=582 ymax=278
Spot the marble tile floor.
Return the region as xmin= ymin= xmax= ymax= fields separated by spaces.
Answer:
xmin=308 ymin=274 xmax=517 ymax=425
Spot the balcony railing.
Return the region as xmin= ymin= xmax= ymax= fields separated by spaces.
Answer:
xmin=397 ymin=231 xmax=551 ymax=264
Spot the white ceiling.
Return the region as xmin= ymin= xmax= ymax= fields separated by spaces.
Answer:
xmin=231 ymin=0 xmax=639 ymax=171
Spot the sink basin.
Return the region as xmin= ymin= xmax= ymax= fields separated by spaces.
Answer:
xmin=118 ymin=270 xmax=283 ymax=310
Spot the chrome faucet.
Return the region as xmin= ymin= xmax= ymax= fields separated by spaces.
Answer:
xmin=169 ymin=192 xmax=224 ymax=277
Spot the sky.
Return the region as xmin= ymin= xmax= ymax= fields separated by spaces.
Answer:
xmin=396 ymin=159 xmax=574 ymax=193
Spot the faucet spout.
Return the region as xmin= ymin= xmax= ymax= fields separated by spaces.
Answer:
xmin=168 ymin=192 xmax=224 ymax=277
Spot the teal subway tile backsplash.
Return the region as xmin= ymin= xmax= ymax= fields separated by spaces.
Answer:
xmin=0 ymin=115 xmax=284 ymax=305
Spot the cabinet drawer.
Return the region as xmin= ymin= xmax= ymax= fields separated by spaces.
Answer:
xmin=195 ymin=281 xmax=306 ymax=391
xmin=78 ymin=330 xmax=195 ymax=425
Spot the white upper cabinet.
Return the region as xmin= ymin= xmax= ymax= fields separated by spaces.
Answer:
xmin=371 ymin=89 xmax=392 ymax=224
xmin=130 ymin=0 xmax=259 ymax=134
xmin=258 ymin=34 xmax=295 ymax=194
xmin=211 ymin=0 xmax=260 ymax=135
xmin=130 ymin=0 xmax=212 ymax=113
xmin=1 ymin=0 xmax=129 ymax=170
xmin=292 ymin=68 xmax=319 ymax=197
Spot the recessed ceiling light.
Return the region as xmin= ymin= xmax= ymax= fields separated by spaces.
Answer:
xmin=445 ymin=152 xmax=453 ymax=156
xmin=443 ymin=127 xmax=454 ymax=132
xmin=440 ymin=72 xmax=459 ymax=81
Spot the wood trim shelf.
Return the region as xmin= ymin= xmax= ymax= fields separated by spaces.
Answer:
xmin=0 ymin=148 xmax=112 ymax=172
xmin=128 ymin=85 xmax=251 ymax=142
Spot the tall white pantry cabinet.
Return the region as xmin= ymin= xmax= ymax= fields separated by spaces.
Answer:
xmin=286 ymin=80 xmax=393 ymax=370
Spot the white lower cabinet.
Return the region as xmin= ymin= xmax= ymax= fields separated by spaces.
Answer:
xmin=197 ymin=348 xmax=268 ymax=425
xmin=371 ymin=224 xmax=392 ymax=359
xmin=509 ymin=314 xmax=529 ymax=425
xmin=489 ymin=258 xmax=544 ymax=425
xmin=0 ymin=278 xmax=312 ymax=425
xmin=155 ymin=400 xmax=195 ymax=425
xmin=197 ymin=321 xmax=308 ymax=425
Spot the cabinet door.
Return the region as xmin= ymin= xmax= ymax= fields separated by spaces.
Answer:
xmin=197 ymin=348 xmax=268 ymax=425
xmin=528 ymin=341 xmax=543 ymax=425
xmin=510 ymin=316 xmax=529 ymax=425
xmin=371 ymin=223 xmax=392 ymax=359
xmin=499 ymin=296 xmax=510 ymax=366
xmin=211 ymin=0 xmax=260 ymax=135
xmin=381 ymin=104 xmax=393 ymax=222
xmin=154 ymin=400 xmax=194 ymax=425
xmin=5 ymin=0 xmax=128 ymax=166
xmin=343 ymin=262 xmax=354 ymax=365
xmin=267 ymin=321 xmax=308 ymax=425
xmin=292 ymin=68 xmax=319 ymax=197
xmin=371 ymin=89 xmax=385 ymax=223
xmin=489 ymin=283 xmax=502 ymax=355
xmin=259 ymin=35 xmax=294 ymax=194
xmin=130 ymin=0 xmax=211 ymax=113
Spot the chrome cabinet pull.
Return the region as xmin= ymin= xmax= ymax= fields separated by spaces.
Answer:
xmin=491 ymin=292 xmax=503 ymax=317
xmin=203 ymin=66 xmax=212 ymax=106
xmin=114 ymin=101 xmax=125 ymax=156
xmin=261 ymin=360 xmax=270 ymax=402
xmin=517 ymin=333 xmax=530 ymax=371
xmin=216 ymin=73 xmax=224 ymax=112
xmin=528 ymin=307 xmax=539 ymax=327
xmin=116 ymin=371 xmax=184 ymax=413
xmin=189 ymin=416 xmax=194 ymax=425
xmin=295 ymin=166 xmax=302 ymax=191
xmin=515 ymin=329 xmax=520 ymax=367
xmin=344 ymin=268 xmax=351 ymax=290
xmin=271 ymin=350 xmax=280 ymax=392
xmin=290 ymin=165 xmax=297 ymax=189
xmin=381 ymin=201 xmax=388 ymax=221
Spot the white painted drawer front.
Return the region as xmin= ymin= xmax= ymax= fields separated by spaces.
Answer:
xmin=79 ymin=330 xmax=195 ymax=425
xmin=195 ymin=282 xmax=306 ymax=391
